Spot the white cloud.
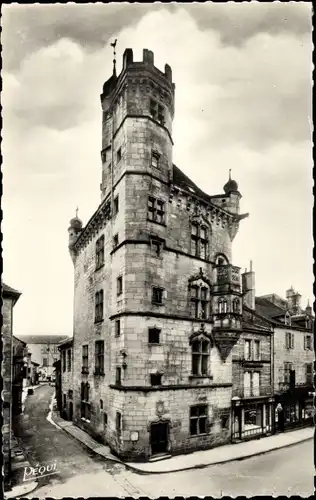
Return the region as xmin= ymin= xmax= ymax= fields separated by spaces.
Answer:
xmin=2 ymin=5 xmax=312 ymax=334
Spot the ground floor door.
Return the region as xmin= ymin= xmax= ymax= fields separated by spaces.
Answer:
xmin=69 ymin=401 xmax=73 ymax=421
xmin=150 ymin=422 xmax=169 ymax=456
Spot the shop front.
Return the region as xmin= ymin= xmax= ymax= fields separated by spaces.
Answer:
xmin=274 ymin=390 xmax=314 ymax=431
xmin=232 ymin=396 xmax=275 ymax=442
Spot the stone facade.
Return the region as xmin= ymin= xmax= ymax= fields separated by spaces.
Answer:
xmin=68 ymin=48 xmax=249 ymax=460
xmin=58 ymin=338 xmax=74 ymax=420
xmin=256 ymin=289 xmax=314 ymax=430
xmin=2 ymin=283 xmax=22 ymax=480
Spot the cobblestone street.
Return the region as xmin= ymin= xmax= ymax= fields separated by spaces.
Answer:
xmin=13 ymin=385 xmax=314 ymax=498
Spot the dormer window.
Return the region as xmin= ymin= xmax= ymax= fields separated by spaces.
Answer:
xmin=285 ymin=312 xmax=291 ymax=326
xmin=151 ymin=151 xmax=160 ymax=169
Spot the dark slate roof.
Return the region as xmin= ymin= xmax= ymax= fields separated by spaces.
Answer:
xmin=18 ymin=334 xmax=69 ymax=345
xmin=2 ymin=282 xmax=21 ymax=298
xmin=255 ymin=297 xmax=286 ymax=319
xmin=172 ymin=164 xmax=214 ymax=203
xmin=12 ymin=335 xmax=26 ymax=346
xmin=58 ymin=337 xmax=73 ymax=349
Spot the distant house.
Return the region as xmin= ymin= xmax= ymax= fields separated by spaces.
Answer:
xmin=2 ymin=282 xmax=26 ymax=481
xmin=18 ymin=334 xmax=69 ymax=380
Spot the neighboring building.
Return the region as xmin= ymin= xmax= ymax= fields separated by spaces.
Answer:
xmin=2 ymin=283 xmax=22 ymax=480
xmin=26 ymin=351 xmax=40 ymax=386
xmin=68 ymin=48 xmax=249 ymax=460
xmin=231 ymin=263 xmax=275 ymax=442
xmin=58 ymin=337 xmax=74 ymax=421
xmin=256 ymin=287 xmax=314 ymax=430
xmin=18 ymin=334 xmax=68 ymax=380
xmin=12 ymin=335 xmax=28 ymax=415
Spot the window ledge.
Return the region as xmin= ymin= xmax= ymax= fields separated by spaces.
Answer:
xmin=95 ymin=264 xmax=105 ymax=272
xmin=81 ymin=418 xmax=91 ymax=423
xmin=94 ymin=372 xmax=105 ymax=377
xmin=148 ymin=342 xmax=160 ymax=346
xmin=189 ymin=433 xmax=208 ymax=438
xmin=189 ymin=375 xmax=213 ymax=380
xmin=147 ymin=218 xmax=167 ymax=227
xmin=152 ymin=301 xmax=164 ymax=306
xmin=94 ymin=319 xmax=104 ymax=325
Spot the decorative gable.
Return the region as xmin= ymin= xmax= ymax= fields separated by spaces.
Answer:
xmin=189 ymin=323 xmax=214 ymax=347
xmin=188 ymin=267 xmax=212 ymax=288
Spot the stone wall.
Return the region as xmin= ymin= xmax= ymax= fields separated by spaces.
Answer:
xmin=2 ymin=297 xmax=13 ymax=477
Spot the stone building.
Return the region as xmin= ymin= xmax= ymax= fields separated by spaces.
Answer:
xmin=2 ymin=283 xmax=23 ymax=480
xmin=68 ymin=48 xmax=250 ymax=461
xmin=57 ymin=337 xmax=74 ymax=420
xmin=19 ymin=334 xmax=68 ymax=380
xmin=231 ymin=263 xmax=274 ymax=442
xmin=256 ymin=288 xmax=314 ymax=430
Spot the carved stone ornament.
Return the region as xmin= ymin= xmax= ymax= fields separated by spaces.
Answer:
xmin=188 ymin=267 xmax=212 ymax=288
xmin=190 ymin=212 xmax=210 ymax=227
xmin=189 ymin=323 xmax=214 ymax=347
xmin=213 ymin=331 xmax=241 ymax=361
xmin=156 ymin=401 xmax=165 ymax=417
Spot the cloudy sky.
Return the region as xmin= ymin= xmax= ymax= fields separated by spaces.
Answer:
xmin=2 ymin=3 xmax=313 ymax=336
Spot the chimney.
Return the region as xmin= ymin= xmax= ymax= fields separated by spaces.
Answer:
xmin=242 ymin=260 xmax=255 ymax=310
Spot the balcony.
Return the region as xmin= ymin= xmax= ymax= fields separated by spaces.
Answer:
xmin=213 ymin=265 xmax=241 ymax=294
xmin=212 ymin=312 xmax=242 ymax=332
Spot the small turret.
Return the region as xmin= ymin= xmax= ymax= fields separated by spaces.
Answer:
xmin=305 ymin=300 xmax=312 ymax=316
xmin=223 ymin=170 xmax=241 ymax=215
xmin=68 ymin=209 xmax=83 ymax=263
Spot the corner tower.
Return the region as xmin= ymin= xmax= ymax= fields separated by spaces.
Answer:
xmin=100 ymin=48 xmax=175 ymax=201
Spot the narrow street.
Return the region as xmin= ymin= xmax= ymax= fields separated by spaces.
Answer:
xmin=13 ymin=384 xmax=144 ymax=497
xmin=15 ymin=385 xmax=314 ymax=498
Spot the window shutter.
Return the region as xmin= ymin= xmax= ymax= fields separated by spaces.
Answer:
xmin=291 ymin=333 xmax=294 ymax=349
xmin=285 ymin=332 xmax=289 ymax=349
xmin=304 ymin=336 xmax=306 ymax=350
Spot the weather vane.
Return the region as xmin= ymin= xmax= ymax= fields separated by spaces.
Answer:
xmin=110 ymin=39 xmax=118 ymax=76
xmin=75 ymin=207 xmax=79 ymax=218
xmin=229 ymin=169 xmax=232 ymax=180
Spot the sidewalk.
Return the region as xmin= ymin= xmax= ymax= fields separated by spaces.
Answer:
xmin=4 ymin=436 xmax=38 ymax=499
xmin=50 ymin=407 xmax=314 ymax=474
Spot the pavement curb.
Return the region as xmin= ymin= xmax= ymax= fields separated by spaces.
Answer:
xmin=128 ymin=435 xmax=313 ymax=475
xmin=4 ymin=481 xmax=39 ymax=500
xmin=48 ymin=410 xmax=314 ymax=475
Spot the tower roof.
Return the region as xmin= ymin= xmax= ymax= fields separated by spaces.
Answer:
xmin=223 ymin=170 xmax=239 ymax=194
